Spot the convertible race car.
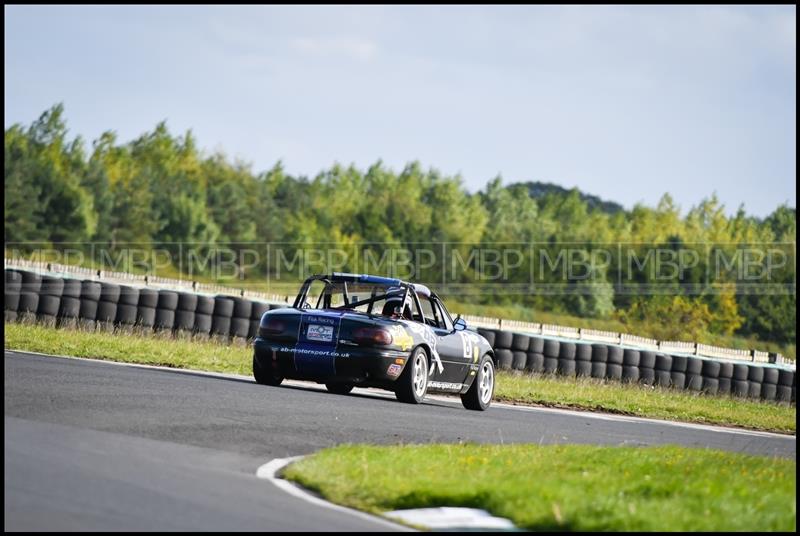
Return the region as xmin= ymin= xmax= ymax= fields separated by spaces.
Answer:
xmin=252 ymin=273 xmax=496 ymax=410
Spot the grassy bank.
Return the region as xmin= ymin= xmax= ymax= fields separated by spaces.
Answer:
xmin=4 ymin=322 xmax=795 ymax=433
xmin=4 ymin=321 xmax=252 ymax=375
xmin=495 ymin=372 xmax=796 ymax=434
xmin=283 ymin=444 xmax=796 ymax=531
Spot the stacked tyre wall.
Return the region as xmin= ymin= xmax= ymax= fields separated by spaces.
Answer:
xmin=4 ymin=267 xmax=796 ymax=404
xmin=477 ymin=327 xmax=796 ymax=404
xmin=4 ymin=268 xmax=279 ymax=346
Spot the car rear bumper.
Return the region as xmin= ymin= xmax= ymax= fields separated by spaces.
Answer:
xmin=253 ymin=337 xmax=409 ymax=384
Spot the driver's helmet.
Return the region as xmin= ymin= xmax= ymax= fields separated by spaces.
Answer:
xmin=381 ymin=288 xmax=412 ymax=319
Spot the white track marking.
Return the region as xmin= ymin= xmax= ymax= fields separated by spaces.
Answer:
xmin=255 ymin=456 xmax=412 ymax=531
xmin=9 ymin=349 xmax=796 ymax=441
xmin=385 ymin=507 xmax=516 ymax=530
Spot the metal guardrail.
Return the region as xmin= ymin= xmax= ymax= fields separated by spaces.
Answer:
xmin=5 ymin=257 xmax=793 ymax=368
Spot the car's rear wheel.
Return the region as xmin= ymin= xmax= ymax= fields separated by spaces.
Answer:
xmin=395 ymin=347 xmax=428 ymax=404
xmin=253 ymin=354 xmax=283 ymax=386
xmin=325 ymin=382 xmax=354 ymax=395
xmin=461 ymin=354 xmax=494 ymax=411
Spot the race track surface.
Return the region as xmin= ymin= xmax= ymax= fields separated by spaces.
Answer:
xmin=4 ymin=350 xmax=795 ymax=531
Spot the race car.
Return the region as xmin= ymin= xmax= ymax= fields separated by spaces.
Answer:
xmin=252 ymin=273 xmax=496 ymax=410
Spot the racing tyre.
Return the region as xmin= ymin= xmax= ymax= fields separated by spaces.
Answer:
xmin=461 ymin=354 xmax=494 ymax=411
xmin=575 ymin=360 xmax=592 ymax=377
xmin=325 ymin=383 xmax=354 ymax=395
xmin=395 ymin=347 xmax=429 ymax=404
xmin=253 ymin=354 xmax=283 ymax=386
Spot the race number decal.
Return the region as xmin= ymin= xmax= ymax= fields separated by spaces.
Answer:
xmin=459 ymin=331 xmax=481 ymax=362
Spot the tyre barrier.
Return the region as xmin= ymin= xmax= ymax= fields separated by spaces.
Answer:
xmin=494 ymin=330 xmax=513 ymax=350
xmin=529 ymin=336 xmax=545 ymax=355
xmin=96 ymin=283 xmax=121 ymax=331
xmin=512 ymin=351 xmax=527 ymax=371
xmin=3 ymin=267 xmax=796 ymax=404
xmin=558 ymin=342 xmax=577 ymax=377
xmin=115 ymin=286 xmax=140 ymax=326
xmin=154 ymin=291 xmax=178 ymax=331
xmin=575 ymin=359 xmax=592 ymax=377
xmin=249 ymin=301 xmax=271 ymax=340
xmin=654 ymin=353 xmax=672 ymax=387
xmin=511 ymin=333 xmax=529 ymax=352
xmin=229 ymin=297 xmax=253 ymax=340
xmin=137 ymin=289 xmax=158 ymax=329
xmin=37 ymin=276 xmax=63 ymax=326
xmin=5 ymin=270 xmax=22 ymax=322
xmin=543 ymin=339 xmax=560 ymax=358
xmin=194 ymin=295 xmax=215 ymax=336
xmin=526 ymin=352 xmax=545 ymax=373
xmin=211 ymin=296 xmax=234 ymax=338
xmin=477 ymin=328 xmax=496 ymax=348
xmin=174 ymin=292 xmax=198 ymax=332
xmin=686 ymin=356 xmax=704 ymax=391
xmin=576 ymin=343 xmax=592 ymax=362
xmin=495 ymin=349 xmax=513 ymax=370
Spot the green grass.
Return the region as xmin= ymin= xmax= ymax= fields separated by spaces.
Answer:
xmin=496 ymin=372 xmax=796 ymax=434
xmin=3 ymin=322 xmax=795 ymax=433
xmin=283 ymin=444 xmax=796 ymax=531
xmin=3 ymin=321 xmax=252 ymax=375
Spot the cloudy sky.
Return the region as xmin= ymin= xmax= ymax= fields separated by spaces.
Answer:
xmin=4 ymin=5 xmax=796 ymax=216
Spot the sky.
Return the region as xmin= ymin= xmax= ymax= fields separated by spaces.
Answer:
xmin=4 ymin=5 xmax=796 ymax=217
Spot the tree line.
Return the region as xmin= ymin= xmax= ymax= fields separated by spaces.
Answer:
xmin=4 ymin=104 xmax=796 ymax=345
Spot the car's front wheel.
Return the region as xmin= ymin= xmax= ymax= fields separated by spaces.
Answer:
xmin=395 ymin=347 xmax=428 ymax=404
xmin=461 ymin=354 xmax=494 ymax=410
xmin=253 ymin=354 xmax=283 ymax=386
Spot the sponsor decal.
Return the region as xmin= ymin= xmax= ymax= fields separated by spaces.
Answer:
xmin=295 ymin=312 xmax=343 ymax=375
xmin=280 ymin=346 xmax=350 ymax=358
xmin=402 ymin=320 xmax=444 ymax=375
xmin=387 ymin=363 xmax=403 ymax=377
xmin=458 ymin=331 xmax=482 ymax=362
xmin=305 ymin=315 xmax=336 ymax=325
xmin=428 ymin=381 xmax=462 ymax=392
xmin=395 ymin=358 xmax=405 ymax=364
xmin=307 ymin=324 xmax=334 ymax=342
xmin=388 ymin=325 xmax=414 ymax=351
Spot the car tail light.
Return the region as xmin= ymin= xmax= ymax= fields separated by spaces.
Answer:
xmin=261 ymin=318 xmax=286 ymax=335
xmin=353 ymin=327 xmax=393 ymax=346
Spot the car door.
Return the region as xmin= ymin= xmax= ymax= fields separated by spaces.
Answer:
xmin=426 ymin=296 xmax=471 ymax=386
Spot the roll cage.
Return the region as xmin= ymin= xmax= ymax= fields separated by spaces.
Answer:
xmin=292 ymin=272 xmax=455 ymax=329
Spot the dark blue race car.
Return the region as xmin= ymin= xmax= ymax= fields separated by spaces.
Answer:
xmin=253 ymin=273 xmax=496 ymax=410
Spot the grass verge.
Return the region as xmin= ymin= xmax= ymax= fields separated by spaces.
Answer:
xmin=4 ymin=321 xmax=252 ymax=375
xmin=496 ymin=372 xmax=796 ymax=434
xmin=3 ymin=322 xmax=795 ymax=433
xmin=283 ymin=444 xmax=796 ymax=531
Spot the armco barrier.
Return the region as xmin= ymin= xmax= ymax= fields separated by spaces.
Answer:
xmin=3 ymin=264 xmax=796 ymax=404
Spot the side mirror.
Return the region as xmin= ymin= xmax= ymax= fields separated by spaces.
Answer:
xmin=454 ymin=316 xmax=467 ymax=331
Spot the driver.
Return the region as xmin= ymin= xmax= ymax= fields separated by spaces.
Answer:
xmin=381 ymin=293 xmax=413 ymax=320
